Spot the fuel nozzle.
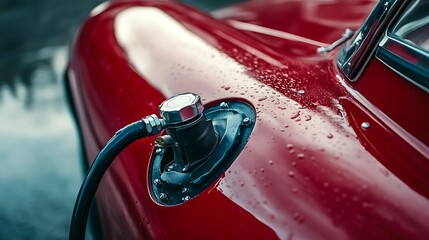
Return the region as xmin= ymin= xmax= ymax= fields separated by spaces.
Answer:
xmin=157 ymin=93 xmax=218 ymax=171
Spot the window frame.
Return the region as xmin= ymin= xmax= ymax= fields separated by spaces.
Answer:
xmin=336 ymin=0 xmax=408 ymax=81
xmin=376 ymin=0 xmax=429 ymax=92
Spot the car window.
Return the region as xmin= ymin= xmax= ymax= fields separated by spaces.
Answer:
xmin=376 ymin=0 xmax=429 ymax=92
xmin=393 ymin=0 xmax=429 ymax=52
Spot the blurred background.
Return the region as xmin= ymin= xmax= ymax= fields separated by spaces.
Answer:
xmin=0 ymin=0 xmax=245 ymax=239
xmin=0 ymin=0 xmax=102 ymax=239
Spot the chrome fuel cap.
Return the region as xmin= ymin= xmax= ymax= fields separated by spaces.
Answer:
xmin=159 ymin=93 xmax=204 ymax=125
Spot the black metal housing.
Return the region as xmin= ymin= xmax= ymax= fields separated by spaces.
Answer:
xmin=164 ymin=115 xmax=219 ymax=170
xmin=149 ymin=101 xmax=256 ymax=205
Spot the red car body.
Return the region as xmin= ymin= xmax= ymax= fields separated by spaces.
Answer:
xmin=66 ymin=0 xmax=429 ymax=239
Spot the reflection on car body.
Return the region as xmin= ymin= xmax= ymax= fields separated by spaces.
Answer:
xmin=67 ymin=0 xmax=429 ymax=239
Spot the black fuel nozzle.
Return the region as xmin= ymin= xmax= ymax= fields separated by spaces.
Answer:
xmin=157 ymin=93 xmax=218 ymax=171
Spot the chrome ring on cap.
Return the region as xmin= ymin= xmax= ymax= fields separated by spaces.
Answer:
xmin=159 ymin=93 xmax=204 ymax=125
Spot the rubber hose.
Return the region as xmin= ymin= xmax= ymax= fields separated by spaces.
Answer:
xmin=69 ymin=120 xmax=150 ymax=240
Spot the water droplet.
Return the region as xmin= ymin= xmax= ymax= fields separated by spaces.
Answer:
xmin=288 ymin=171 xmax=295 ymax=177
xmin=287 ymin=144 xmax=294 ymax=149
xmin=269 ymin=160 xmax=274 ymax=165
xmin=260 ymin=168 xmax=265 ymax=173
xmin=224 ymin=86 xmax=231 ymax=90
xmin=293 ymin=212 xmax=300 ymax=219
xmin=258 ymin=96 xmax=268 ymax=101
xmin=293 ymin=212 xmax=305 ymax=224
xmin=327 ymin=133 xmax=334 ymax=139
xmin=297 ymin=153 xmax=305 ymax=159
xmin=290 ymin=111 xmax=300 ymax=119
xmin=362 ymin=202 xmax=374 ymax=208
xmin=304 ymin=115 xmax=312 ymax=121
xmin=323 ymin=182 xmax=329 ymax=188
xmin=380 ymin=168 xmax=389 ymax=176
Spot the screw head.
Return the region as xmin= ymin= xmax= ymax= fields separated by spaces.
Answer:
xmin=183 ymin=196 xmax=191 ymax=202
xmin=159 ymin=193 xmax=168 ymax=201
xmin=153 ymin=179 xmax=162 ymax=187
xmin=361 ymin=122 xmax=370 ymax=129
xmin=155 ymin=137 xmax=164 ymax=146
xmin=220 ymin=102 xmax=229 ymax=109
xmin=242 ymin=117 xmax=252 ymax=126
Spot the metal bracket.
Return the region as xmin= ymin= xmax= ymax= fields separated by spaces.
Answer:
xmin=317 ymin=28 xmax=354 ymax=54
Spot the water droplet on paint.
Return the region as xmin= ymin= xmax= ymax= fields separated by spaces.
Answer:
xmin=291 ymin=111 xmax=300 ymax=119
xmin=258 ymin=96 xmax=268 ymax=101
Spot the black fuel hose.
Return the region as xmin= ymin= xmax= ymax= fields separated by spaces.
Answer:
xmin=69 ymin=116 xmax=164 ymax=240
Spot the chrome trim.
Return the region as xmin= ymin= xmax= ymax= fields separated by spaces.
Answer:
xmin=377 ymin=34 xmax=429 ymax=93
xmin=337 ymin=0 xmax=404 ymax=81
xmin=375 ymin=0 xmax=429 ymax=93
xmin=381 ymin=34 xmax=429 ymax=63
xmin=317 ymin=28 xmax=354 ymax=54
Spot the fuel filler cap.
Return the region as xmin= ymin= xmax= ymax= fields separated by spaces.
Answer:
xmin=159 ymin=93 xmax=204 ymax=125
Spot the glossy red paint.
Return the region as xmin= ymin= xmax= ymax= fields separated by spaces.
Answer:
xmin=67 ymin=0 xmax=429 ymax=239
xmin=213 ymin=0 xmax=376 ymax=54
